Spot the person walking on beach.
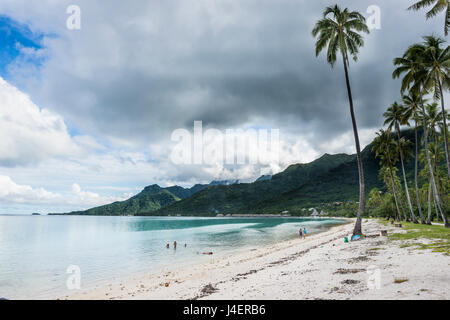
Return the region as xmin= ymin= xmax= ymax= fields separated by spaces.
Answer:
xmin=303 ymin=227 xmax=307 ymax=239
xmin=299 ymin=228 xmax=303 ymax=239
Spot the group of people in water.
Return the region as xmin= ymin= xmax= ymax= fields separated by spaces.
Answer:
xmin=166 ymin=241 xmax=187 ymax=249
xmin=165 ymin=241 xmax=213 ymax=255
xmin=299 ymin=227 xmax=307 ymax=239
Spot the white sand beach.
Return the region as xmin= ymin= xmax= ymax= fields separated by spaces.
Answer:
xmin=65 ymin=219 xmax=449 ymax=300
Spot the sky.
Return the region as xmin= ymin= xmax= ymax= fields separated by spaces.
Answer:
xmin=0 ymin=0 xmax=447 ymax=214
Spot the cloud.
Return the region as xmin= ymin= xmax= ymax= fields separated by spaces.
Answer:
xmin=0 ymin=174 xmax=131 ymax=212
xmin=0 ymin=0 xmax=438 ymax=150
xmin=0 ymin=76 xmax=84 ymax=166
xmin=0 ymin=174 xmax=59 ymax=204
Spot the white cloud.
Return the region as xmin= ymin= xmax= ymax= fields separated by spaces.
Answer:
xmin=319 ymin=128 xmax=378 ymax=155
xmin=0 ymin=174 xmax=131 ymax=212
xmin=0 ymin=175 xmax=59 ymax=204
xmin=0 ymin=77 xmax=82 ymax=166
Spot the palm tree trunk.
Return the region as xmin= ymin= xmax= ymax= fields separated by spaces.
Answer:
xmin=438 ymin=79 xmax=450 ymax=178
xmin=421 ymin=100 xmax=449 ymax=227
xmin=342 ymin=53 xmax=365 ymax=236
xmin=396 ymin=124 xmax=416 ymax=222
xmin=427 ymin=181 xmax=432 ymax=224
xmin=433 ymin=132 xmax=444 ymax=208
xmin=414 ymin=121 xmax=425 ymax=224
xmin=434 ymin=197 xmax=440 ymax=222
xmin=389 ymin=167 xmax=402 ymax=220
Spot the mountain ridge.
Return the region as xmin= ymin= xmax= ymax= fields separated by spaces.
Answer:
xmin=61 ymin=130 xmax=420 ymax=217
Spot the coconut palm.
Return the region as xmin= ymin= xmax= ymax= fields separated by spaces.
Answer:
xmin=419 ymin=136 xmax=445 ymax=223
xmin=372 ymin=130 xmax=407 ymax=221
xmin=423 ymin=103 xmax=446 ymax=202
xmin=383 ymin=102 xmax=417 ymax=222
xmin=379 ymin=167 xmax=405 ymax=221
xmin=312 ymin=5 xmax=369 ymax=236
xmin=402 ymin=92 xmax=427 ymax=223
xmin=408 ymin=0 xmax=450 ymax=35
xmin=410 ymin=36 xmax=450 ymax=178
xmin=393 ymin=42 xmax=449 ymax=227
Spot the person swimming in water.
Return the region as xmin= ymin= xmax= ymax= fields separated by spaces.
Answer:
xmin=166 ymin=243 xmax=170 ymax=249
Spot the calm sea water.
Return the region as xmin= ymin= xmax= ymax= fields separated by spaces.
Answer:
xmin=0 ymin=215 xmax=346 ymax=299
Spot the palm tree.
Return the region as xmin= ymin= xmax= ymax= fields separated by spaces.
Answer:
xmin=393 ymin=42 xmax=449 ymax=227
xmin=424 ymin=103 xmax=446 ymax=203
xmin=312 ymin=5 xmax=369 ymax=236
xmin=412 ymin=36 xmax=450 ymax=178
xmin=408 ymin=0 xmax=450 ymax=35
xmin=383 ymin=102 xmax=417 ymax=223
xmin=402 ymin=92 xmax=427 ymax=223
xmin=419 ymin=136 xmax=444 ymax=223
xmin=372 ymin=130 xmax=407 ymax=221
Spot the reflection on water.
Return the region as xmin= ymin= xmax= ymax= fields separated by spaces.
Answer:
xmin=0 ymin=215 xmax=346 ymax=299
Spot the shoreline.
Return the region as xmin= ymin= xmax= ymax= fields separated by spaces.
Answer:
xmin=63 ymin=218 xmax=450 ymax=300
xmin=64 ymin=219 xmax=353 ymax=300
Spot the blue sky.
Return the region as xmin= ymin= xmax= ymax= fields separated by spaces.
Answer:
xmin=0 ymin=15 xmax=45 ymax=79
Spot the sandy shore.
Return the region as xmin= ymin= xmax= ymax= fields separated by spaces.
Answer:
xmin=65 ymin=219 xmax=449 ymax=300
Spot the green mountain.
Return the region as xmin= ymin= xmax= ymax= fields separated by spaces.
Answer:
xmin=63 ymin=180 xmax=240 ymax=216
xmin=151 ymin=150 xmax=377 ymax=216
xmin=65 ymin=129 xmax=425 ymax=217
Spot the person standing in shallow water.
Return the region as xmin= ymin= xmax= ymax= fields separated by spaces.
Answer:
xmin=299 ymin=228 xmax=303 ymax=238
xmin=173 ymin=241 xmax=177 ymax=249
xmin=303 ymin=227 xmax=307 ymax=239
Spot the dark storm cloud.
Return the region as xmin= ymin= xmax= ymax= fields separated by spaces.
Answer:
xmin=8 ymin=0 xmax=445 ymax=147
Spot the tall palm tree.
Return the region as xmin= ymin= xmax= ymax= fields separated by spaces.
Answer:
xmin=424 ymin=103 xmax=446 ymax=202
xmin=412 ymin=36 xmax=450 ymax=178
xmin=408 ymin=0 xmax=450 ymax=35
xmin=312 ymin=5 xmax=369 ymax=236
xmin=393 ymin=42 xmax=449 ymax=227
xmin=402 ymin=92 xmax=427 ymax=223
xmin=372 ymin=130 xmax=407 ymax=221
xmin=383 ymin=102 xmax=417 ymax=222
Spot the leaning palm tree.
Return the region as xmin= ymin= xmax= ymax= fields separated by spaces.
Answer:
xmin=413 ymin=36 xmax=450 ymax=178
xmin=312 ymin=5 xmax=369 ymax=236
xmin=393 ymin=42 xmax=449 ymax=227
xmin=402 ymin=92 xmax=427 ymax=223
xmin=408 ymin=0 xmax=450 ymax=35
xmin=383 ymin=102 xmax=417 ymax=223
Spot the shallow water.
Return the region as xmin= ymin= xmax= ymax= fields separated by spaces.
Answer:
xmin=0 ymin=215 xmax=346 ymax=299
